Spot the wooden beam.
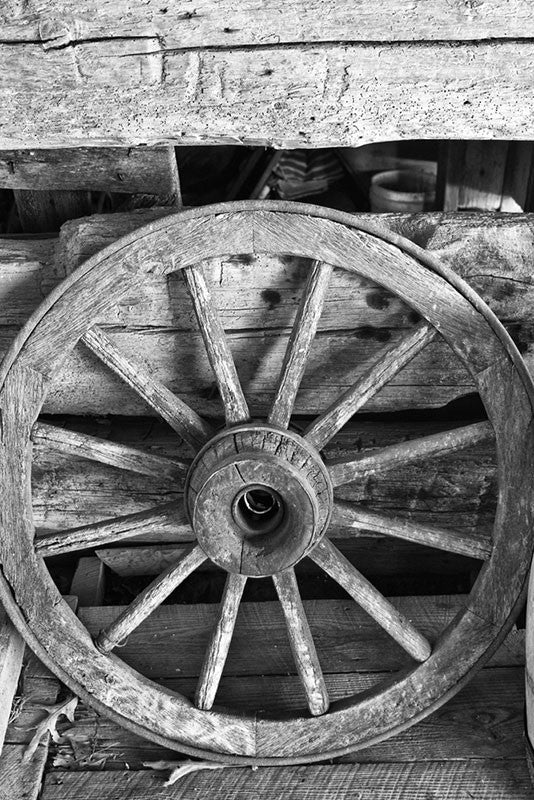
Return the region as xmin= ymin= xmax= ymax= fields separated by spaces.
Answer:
xmin=0 ymin=148 xmax=180 ymax=194
xmin=4 ymin=1 xmax=534 ymax=46
xmin=77 ymin=596 xmax=522 ymax=680
xmin=0 ymin=210 xmax=530 ymax=415
xmin=32 ymin=415 xmax=496 ymax=543
xmin=2 ymin=39 xmax=534 ymax=147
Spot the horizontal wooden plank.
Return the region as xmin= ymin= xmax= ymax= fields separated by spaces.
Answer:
xmin=2 ymin=41 xmax=534 ymax=147
xmin=1 ymin=210 xmax=532 ymax=415
xmin=3 ymin=1 xmax=534 ymax=47
xmin=32 ymin=416 xmax=496 ymax=539
xmin=40 ymin=759 xmax=534 ymax=799
xmin=45 ymin=666 xmax=526 ymax=768
xmin=95 ymin=538 xmax=479 ymax=580
xmin=0 ymin=148 xmax=179 ymax=193
xmin=77 ymin=596 xmax=523 ymax=682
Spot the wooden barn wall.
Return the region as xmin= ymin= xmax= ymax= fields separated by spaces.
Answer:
xmin=2 ymin=1 xmax=534 ymax=147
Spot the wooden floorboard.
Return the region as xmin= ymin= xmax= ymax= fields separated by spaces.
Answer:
xmin=40 ymin=760 xmax=533 ymax=800
xmin=77 ymin=597 xmax=524 ymax=680
xmin=46 ymin=666 xmax=525 ymax=769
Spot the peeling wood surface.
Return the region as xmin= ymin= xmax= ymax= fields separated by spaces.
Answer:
xmin=1 ymin=1 xmax=534 ymax=146
xmin=2 ymin=211 xmax=534 ymax=414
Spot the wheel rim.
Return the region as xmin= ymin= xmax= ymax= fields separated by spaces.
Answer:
xmin=1 ymin=200 xmax=533 ymax=763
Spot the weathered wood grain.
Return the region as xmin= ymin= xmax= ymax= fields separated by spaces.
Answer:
xmin=3 ymin=8 xmax=534 ymax=147
xmin=0 ymin=745 xmax=49 ymax=800
xmin=32 ymin=421 xmax=189 ymax=482
xmin=43 ymin=665 xmax=526 ymax=768
xmin=2 ymin=212 xmax=534 ymax=414
xmin=305 ymin=322 xmax=435 ymax=449
xmin=95 ymin=538 xmax=480 ymax=580
xmin=40 ymin=759 xmax=534 ymax=799
xmin=4 ymin=1 xmax=534 ymax=46
xmin=0 ymin=608 xmax=24 ymax=754
xmin=311 ymin=539 xmax=432 ymax=662
xmin=14 ymin=189 xmax=92 ymax=234
xmin=32 ymin=416 xmax=497 ymax=542
xmin=442 ymin=142 xmax=510 ymax=212
xmin=195 ymin=573 xmax=247 ymax=711
xmin=70 ymin=557 xmax=105 ymax=606
xmin=96 ymin=545 xmax=206 ymax=653
xmin=331 ymin=503 xmax=492 ymax=561
xmin=269 ymin=261 xmax=332 ymax=428
xmin=182 ymin=265 xmax=249 ymax=424
xmin=82 ymin=326 xmax=214 ymax=448
xmin=272 ymin=569 xmax=329 ymax=716
xmin=0 ymin=147 xmax=180 ymax=194
xmin=35 ymin=501 xmax=189 ymax=557
xmin=77 ymin=596 xmax=514 ymax=680
xmin=328 ymin=421 xmax=494 ymax=487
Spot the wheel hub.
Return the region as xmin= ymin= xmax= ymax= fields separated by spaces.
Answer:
xmin=186 ymin=424 xmax=333 ymax=576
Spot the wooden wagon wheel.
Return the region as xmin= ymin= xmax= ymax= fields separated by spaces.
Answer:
xmin=1 ymin=200 xmax=534 ymax=764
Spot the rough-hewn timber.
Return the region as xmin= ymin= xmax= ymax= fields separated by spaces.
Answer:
xmin=2 ymin=212 xmax=534 ymax=414
xmin=2 ymin=3 xmax=534 ymax=147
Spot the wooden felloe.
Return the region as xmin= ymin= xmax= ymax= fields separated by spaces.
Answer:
xmin=1 ymin=201 xmax=533 ymax=764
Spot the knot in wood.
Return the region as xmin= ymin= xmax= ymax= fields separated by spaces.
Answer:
xmin=185 ymin=425 xmax=333 ymax=576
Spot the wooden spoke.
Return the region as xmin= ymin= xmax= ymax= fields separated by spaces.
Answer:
xmin=195 ymin=573 xmax=247 ymax=710
xmin=311 ymin=538 xmax=432 ymax=662
xmin=272 ymin=569 xmax=329 ymax=716
xmin=305 ymin=322 xmax=436 ymax=450
xmin=96 ymin=545 xmax=207 ymax=653
xmin=328 ymin=420 xmax=494 ymax=487
xmin=182 ymin=265 xmax=249 ymax=425
xmin=32 ymin=421 xmax=189 ymax=482
xmin=332 ymin=501 xmax=492 ymax=561
xmin=83 ymin=326 xmax=213 ymax=450
xmin=35 ymin=501 xmax=186 ymax=557
xmin=268 ymin=261 xmax=333 ymax=429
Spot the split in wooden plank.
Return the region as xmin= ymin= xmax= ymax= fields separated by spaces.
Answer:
xmin=4 ymin=1 xmax=534 ymax=47
xmin=4 ymin=42 xmax=534 ymax=147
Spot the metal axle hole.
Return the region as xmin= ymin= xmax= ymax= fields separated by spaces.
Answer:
xmin=233 ymin=485 xmax=284 ymax=537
